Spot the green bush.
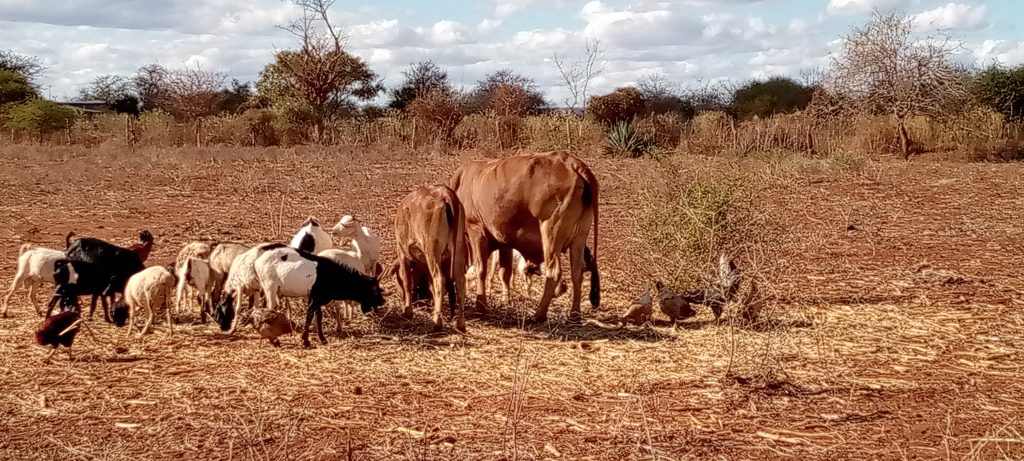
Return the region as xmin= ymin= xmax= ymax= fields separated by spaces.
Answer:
xmin=0 ymin=69 xmax=36 ymax=106
xmin=973 ymin=64 xmax=1024 ymax=121
xmin=5 ymin=98 xmax=78 ymax=139
xmin=732 ymin=77 xmax=813 ymax=119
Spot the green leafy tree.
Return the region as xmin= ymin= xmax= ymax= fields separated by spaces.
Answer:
xmin=732 ymin=76 xmax=813 ymax=119
xmin=0 ymin=69 xmax=37 ymax=106
xmin=973 ymin=64 xmax=1024 ymax=121
xmin=260 ymin=0 xmax=383 ymax=142
xmin=5 ymin=98 xmax=78 ymax=140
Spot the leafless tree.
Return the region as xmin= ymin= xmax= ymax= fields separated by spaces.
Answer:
xmin=826 ymin=10 xmax=972 ymax=158
xmin=0 ymin=50 xmax=44 ymax=81
xmin=79 ymin=74 xmax=134 ymax=102
xmin=164 ymin=64 xmax=227 ymax=145
xmin=133 ymin=63 xmax=172 ymax=112
xmin=267 ymin=0 xmax=382 ymax=142
xmin=553 ymin=38 xmax=607 ymax=111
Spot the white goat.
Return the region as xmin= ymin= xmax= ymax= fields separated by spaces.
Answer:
xmin=177 ymin=257 xmax=214 ymax=321
xmin=3 ymin=244 xmax=65 ymax=317
xmin=123 ymin=266 xmax=178 ymax=337
xmin=465 ymin=248 xmax=540 ymax=299
xmin=207 ymin=242 xmax=248 ymax=309
xmin=174 ymin=241 xmax=212 ymax=314
xmin=330 ymin=215 xmax=381 ymax=277
xmin=219 ymin=243 xmax=286 ymax=333
xmin=290 ymin=217 xmax=332 ymax=254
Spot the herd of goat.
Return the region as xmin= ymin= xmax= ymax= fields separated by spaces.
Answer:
xmin=5 ymin=151 xmax=753 ymax=361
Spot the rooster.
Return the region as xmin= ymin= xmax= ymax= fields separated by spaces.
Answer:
xmin=620 ymin=281 xmax=653 ymax=326
xmin=256 ymin=311 xmax=298 ymax=347
xmin=34 ymin=310 xmax=81 ymax=363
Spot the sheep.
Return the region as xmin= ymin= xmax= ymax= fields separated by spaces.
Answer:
xmin=55 ymin=232 xmax=145 ymax=322
xmin=3 ymin=244 xmax=65 ymax=317
xmin=122 ymin=266 xmax=178 ymax=337
xmin=174 ymin=241 xmax=212 ymax=315
xmin=254 ymin=246 xmax=385 ymax=347
xmin=178 ymin=257 xmax=214 ymax=322
xmin=330 ymin=215 xmax=382 ymax=277
xmin=215 ymin=242 xmax=288 ymax=333
xmin=290 ymin=217 xmax=332 ymax=254
xmin=207 ymin=242 xmax=249 ymax=311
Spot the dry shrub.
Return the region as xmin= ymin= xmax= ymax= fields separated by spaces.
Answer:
xmin=968 ymin=138 xmax=1024 ymax=162
xmin=524 ymin=114 xmax=604 ymax=152
xmin=685 ymin=111 xmax=734 ymax=154
xmin=205 ymin=110 xmax=279 ymax=146
xmin=633 ymin=112 xmax=688 ymax=150
xmin=407 ymin=90 xmax=466 ymax=146
xmin=734 ymin=113 xmax=814 ymax=155
xmin=587 ymin=87 xmax=645 ymax=126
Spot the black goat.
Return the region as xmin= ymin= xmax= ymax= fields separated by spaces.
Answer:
xmin=50 ymin=232 xmax=145 ymax=322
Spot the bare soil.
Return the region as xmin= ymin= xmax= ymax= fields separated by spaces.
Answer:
xmin=0 ymin=145 xmax=1021 ymax=460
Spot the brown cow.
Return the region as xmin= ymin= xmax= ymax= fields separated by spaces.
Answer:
xmin=393 ymin=185 xmax=468 ymax=332
xmin=448 ymin=151 xmax=600 ymax=323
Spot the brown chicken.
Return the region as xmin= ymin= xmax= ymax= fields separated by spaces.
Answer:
xmin=654 ymin=281 xmax=697 ymax=325
xmin=620 ymin=282 xmax=653 ymax=326
xmin=257 ymin=311 xmax=298 ymax=347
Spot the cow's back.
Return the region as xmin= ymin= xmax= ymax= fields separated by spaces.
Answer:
xmin=449 ymin=151 xmax=594 ymax=257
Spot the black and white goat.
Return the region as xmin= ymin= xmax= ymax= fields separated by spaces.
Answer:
xmin=290 ymin=217 xmax=332 ymax=254
xmin=254 ymin=246 xmax=385 ymax=347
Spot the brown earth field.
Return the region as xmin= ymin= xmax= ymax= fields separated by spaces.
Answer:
xmin=0 ymin=145 xmax=1021 ymax=460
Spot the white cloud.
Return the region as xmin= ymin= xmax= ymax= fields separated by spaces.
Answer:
xmin=478 ymin=18 xmax=503 ymax=34
xmin=973 ymin=39 xmax=1024 ymax=67
xmin=826 ymin=0 xmax=908 ymax=16
xmin=912 ymin=3 xmax=987 ymax=32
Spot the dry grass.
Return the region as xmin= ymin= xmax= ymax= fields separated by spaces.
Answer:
xmin=0 ymin=145 xmax=1022 ymax=460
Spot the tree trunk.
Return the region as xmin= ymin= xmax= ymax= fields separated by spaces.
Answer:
xmin=897 ymin=117 xmax=910 ymax=160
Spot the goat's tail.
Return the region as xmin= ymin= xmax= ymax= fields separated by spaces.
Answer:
xmin=18 ymin=243 xmax=33 ymax=256
xmin=65 ymin=231 xmax=76 ymax=249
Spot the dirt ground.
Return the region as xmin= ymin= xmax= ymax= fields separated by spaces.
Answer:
xmin=0 ymin=145 xmax=1021 ymax=460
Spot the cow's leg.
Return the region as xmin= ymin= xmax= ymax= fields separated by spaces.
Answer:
xmin=496 ymin=247 xmax=514 ymax=304
xmin=467 ymin=231 xmax=491 ymax=313
xmin=398 ymin=259 xmax=415 ymax=319
xmin=567 ymin=239 xmax=587 ymax=322
xmin=533 ymin=220 xmax=564 ymax=323
xmin=425 ymin=251 xmax=446 ymax=332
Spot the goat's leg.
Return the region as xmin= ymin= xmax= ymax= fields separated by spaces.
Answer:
xmin=301 ymin=302 xmax=315 ymax=348
xmin=1 ymin=271 xmax=25 ymax=318
xmin=101 ymin=295 xmax=112 ymax=323
xmin=27 ymin=281 xmax=42 ymax=317
xmin=315 ymin=305 xmax=327 ymax=345
xmin=41 ymin=348 xmax=57 ymax=364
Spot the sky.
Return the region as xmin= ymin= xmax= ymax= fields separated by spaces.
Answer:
xmin=1 ymin=0 xmax=1023 ymax=105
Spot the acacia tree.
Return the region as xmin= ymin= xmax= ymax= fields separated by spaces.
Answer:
xmin=161 ymin=65 xmax=226 ymax=145
xmin=553 ymin=38 xmax=606 ymax=111
xmin=827 ymin=11 xmax=971 ymax=158
xmin=388 ymin=61 xmax=452 ymax=110
xmin=133 ymin=63 xmax=172 ymax=112
xmin=0 ymin=50 xmax=44 ymax=82
xmin=263 ymin=0 xmax=382 ymax=143
xmin=467 ymin=69 xmax=545 ymax=114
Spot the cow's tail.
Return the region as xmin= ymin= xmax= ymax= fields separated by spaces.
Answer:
xmin=575 ymin=159 xmax=600 ymax=309
xmin=65 ymin=231 xmax=76 ymax=249
xmin=444 ymin=189 xmax=467 ymax=317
